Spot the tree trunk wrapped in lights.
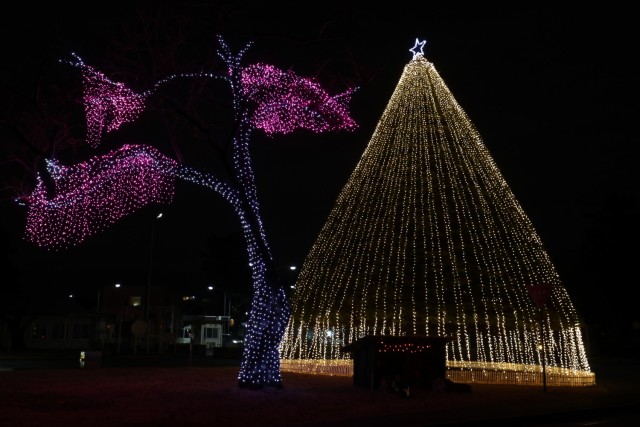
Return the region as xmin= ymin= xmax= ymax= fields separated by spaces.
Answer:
xmin=279 ymin=40 xmax=594 ymax=386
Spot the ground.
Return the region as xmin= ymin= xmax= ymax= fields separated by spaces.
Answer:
xmin=1 ymin=357 xmax=639 ymax=426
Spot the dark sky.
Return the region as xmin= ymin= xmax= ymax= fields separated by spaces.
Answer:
xmin=1 ymin=3 xmax=638 ymax=330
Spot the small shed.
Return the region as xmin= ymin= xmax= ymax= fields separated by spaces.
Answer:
xmin=342 ymin=335 xmax=449 ymax=390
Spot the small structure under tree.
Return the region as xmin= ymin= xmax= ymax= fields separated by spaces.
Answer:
xmin=342 ymin=335 xmax=450 ymax=391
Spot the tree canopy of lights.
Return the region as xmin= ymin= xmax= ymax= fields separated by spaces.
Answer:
xmin=279 ymin=40 xmax=594 ymax=387
xmin=21 ymin=36 xmax=357 ymax=389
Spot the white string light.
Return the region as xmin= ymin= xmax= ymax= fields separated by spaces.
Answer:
xmin=280 ymin=40 xmax=594 ymax=386
xmin=409 ymin=38 xmax=427 ymax=60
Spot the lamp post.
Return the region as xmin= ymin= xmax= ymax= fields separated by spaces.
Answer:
xmin=94 ymin=283 xmax=122 ymax=351
xmin=146 ymin=212 xmax=163 ymax=320
xmin=284 ymin=265 xmax=298 ymax=295
xmin=539 ymin=310 xmax=547 ymax=393
xmin=527 ymin=283 xmax=554 ymax=393
xmin=207 ymin=285 xmax=216 ymax=317
xmin=116 ymin=283 xmax=123 ymax=355
xmin=96 ymin=282 xmax=120 ymax=314
xmin=146 ymin=212 xmax=163 ymax=353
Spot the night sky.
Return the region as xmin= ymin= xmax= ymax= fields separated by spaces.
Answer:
xmin=1 ymin=3 xmax=638 ymax=350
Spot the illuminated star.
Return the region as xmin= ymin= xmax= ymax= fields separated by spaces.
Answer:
xmin=409 ymin=38 xmax=427 ymax=60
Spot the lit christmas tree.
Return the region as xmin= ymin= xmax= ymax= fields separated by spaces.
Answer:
xmin=280 ymin=39 xmax=594 ymax=386
xmin=21 ymin=36 xmax=357 ymax=389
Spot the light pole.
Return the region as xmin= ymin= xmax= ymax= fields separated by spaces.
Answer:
xmin=146 ymin=212 xmax=163 ymax=321
xmin=289 ymin=265 xmax=297 ymax=289
xmin=285 ymin=265 xmax=298 ymax=293
xmin=527 ymin=283 xmax=554 ymax=393
xmin=96 ymin=282 xmax=120 ymax=314
xmin=539 ymin=308 xmax=547 ymax=393
xmin=207 ymin=285 xmax=215 ymax=316
xmin=116 ymin=282 xmax=123 ymax=355
xmin=146 ymin=212 xmax=163 ymax=352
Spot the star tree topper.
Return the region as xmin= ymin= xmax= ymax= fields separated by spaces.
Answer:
xmin=410 ymin=38 xmax=427 ymax=60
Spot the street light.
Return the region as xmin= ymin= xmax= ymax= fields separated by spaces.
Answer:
xmin=146 ymin=212 xmax=164 ymax=321
xmin=145 ymin=212 xmax=164 ymax=353
xmin=97 ymin=283 xmax=122 ymax=313
xmin=284 ymin=265 xmax=298 ymax=290
xmin=206 ymin=285 xmax=216 ymax=317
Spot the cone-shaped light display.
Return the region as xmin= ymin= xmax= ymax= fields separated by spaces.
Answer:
xmin=280 ymin=39 xmax=594 ymax=386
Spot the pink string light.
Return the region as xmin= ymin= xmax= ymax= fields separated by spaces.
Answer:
xmin=66 ymin=54 xmax=147 ymax=148
xmin=241 ymin=63 xmax=357 ymax=135
xmin=30 ymin=38 xmax=358 ymax=388
xmin=24 ymin=145 xmax=177 ymax=250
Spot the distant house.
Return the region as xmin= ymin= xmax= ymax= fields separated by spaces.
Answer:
xmin=7 ymin=284 xmax=244 ymax=355
xmin=23 ymin=312 xmax=96 ymax=351
xmin=177 ymin=315 xmax=232 ymax=355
